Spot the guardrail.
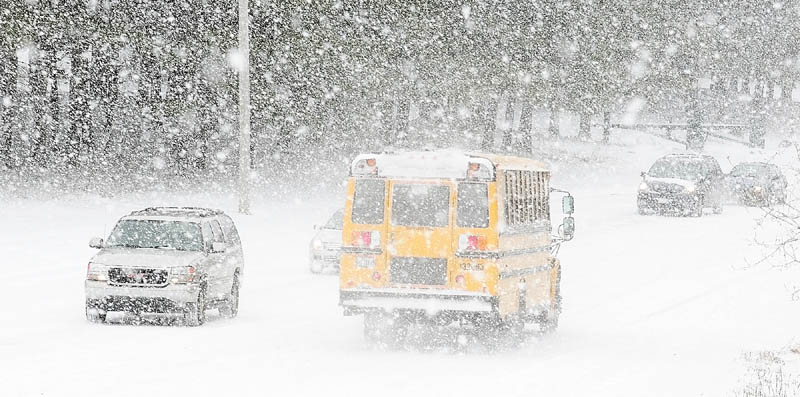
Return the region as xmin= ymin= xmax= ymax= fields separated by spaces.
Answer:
xmin=597 ymin=122 xmax=758 ymax=149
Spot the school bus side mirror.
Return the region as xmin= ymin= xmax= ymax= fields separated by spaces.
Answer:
xmin=562 ymin=195 xmax=574 ymax=215
xmin=560 ymin=216 xmax=575 ymax=241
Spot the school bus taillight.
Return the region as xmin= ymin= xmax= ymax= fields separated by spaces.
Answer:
xmin=466 ymin=162 xmax=492 ymax=180
xmin=352 ymin=231 xmax=381 ymax=248
xmin=458 ymin=234 xmax=487 ymax=251
xmin=351 ymin=157 xmax=378 ymax=176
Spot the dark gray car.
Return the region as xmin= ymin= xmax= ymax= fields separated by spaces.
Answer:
xmin=726 ymin=162 xmax=787 ymax=206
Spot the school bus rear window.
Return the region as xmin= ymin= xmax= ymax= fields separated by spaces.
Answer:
xmin=352 ymin=179 xmax=385 ymax=224
xmin=391 ymin=184 xmax=450 ymax=227
xmin=457 ymin=182 xmax=489 ymax=228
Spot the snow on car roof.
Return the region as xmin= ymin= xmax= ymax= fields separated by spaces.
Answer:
xmin=124 ymin=207 xmax=223 ymax=221
xmin=661 ymin=153 xmax=715 ymax=161
xmin=121 ymin=215 xmax=205 ymax=223
xmin=351 ymin=149 xmax=548 ymax=179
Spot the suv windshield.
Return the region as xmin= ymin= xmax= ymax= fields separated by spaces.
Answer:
xmin=106 ymin=220 xmax=204 ymax=251
xmin=648 ymin=159 xmax=706 ymax=181
xmin=324 ymin=209 xmax=345 ymax=230
xmin=730 ymin=164 xmax=769 ymax=178
xmin=391 ymin=184 xmax=450 ymax=227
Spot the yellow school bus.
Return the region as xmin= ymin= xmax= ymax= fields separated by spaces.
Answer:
xmin=339 ymin=150 xmax=574 ymax=343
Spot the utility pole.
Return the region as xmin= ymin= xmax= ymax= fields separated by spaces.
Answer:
xmin=238 ymin=0 xmax=251 ymax=214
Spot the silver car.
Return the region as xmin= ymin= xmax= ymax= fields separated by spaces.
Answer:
xmin=85 ymin=207 xmax=244 ymax=326
xmin=309 ymin=208 xmax=343 ymax=274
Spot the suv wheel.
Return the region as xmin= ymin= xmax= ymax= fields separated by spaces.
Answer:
xmin=184 ymin=286 xmax=207 ymax=326
xmin=219 ymin=274 xmax=240 ymax=319
xmin=86 ymin=303 xmax=106 ymax=324
xmin=691 ymin=196 xmax=704 ymax=217
xmin=712 ymin=198 xmax=723 ymax=214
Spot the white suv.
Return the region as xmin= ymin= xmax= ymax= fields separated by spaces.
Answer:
xmin=85 ymin=207 xmax=244 ymax=326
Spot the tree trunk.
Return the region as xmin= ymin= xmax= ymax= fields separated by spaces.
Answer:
xmin=602 ymin=111 xmax=611 ymax=144
xmin=395 ymin=94 xmax=411 ymax=146
xmin=501 ymin=91 xmax=514 ymax=150
xmin=48 ymin=48 xmax=60 ymax=166
xmin=30 ymin=49 xmax=50 ymax=167
xmin=548 ymin=97 xmax=560 ymax=137
xmin=0 ymin=43 xmax=13 ymax=168
xmin=380 ymin=98 xmax=394 ymax=146
xmin=481 ymin=94 xmax=498 ymax=151
xmin=578 ymin=111 xmax=591 ymax=141
xmin=518 ymin=93 xmax=533 ymax=154
xmin=69 ymin=44 xmax=91 ymax=168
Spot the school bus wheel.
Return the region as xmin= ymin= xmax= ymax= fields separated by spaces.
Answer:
xmin=363 ymin=311 xmax=409 ymax=348
xmin=536 ymin=265 xmax=562 ymax=332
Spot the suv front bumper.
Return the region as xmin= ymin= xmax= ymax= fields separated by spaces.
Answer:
xmin=638 ymin=192 xmax=700 ymax=212
xmin=85 ymin=280 xmax=200 ymax=312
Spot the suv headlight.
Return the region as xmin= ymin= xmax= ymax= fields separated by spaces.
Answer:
xmin=686 ymin=184 xmax=696 ymax=193
xmin=86 ymin=263 xmax=109 ymax=281
xmin=638 ymin=182 xmax=649 ymax=192
xmin=312 ymin=238 xmax=323 ymax=250
xmin=170 ymin=266 xmax=196 ymax=284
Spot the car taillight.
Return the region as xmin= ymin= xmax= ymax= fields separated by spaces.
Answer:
xmin=352 ymin=231 xmax=380 ymax=249
xmin=371 ymin=271 xmax=381 ymax=281
xmin=455 ymin=274 xmax=466 ymax=287
xmin=170 ymin=266 xmax=195 ymax=284
xmin=458 ymin=234 xmax=487 ymax=251
xmin=86 ymin=263 xmax=108 ymax=281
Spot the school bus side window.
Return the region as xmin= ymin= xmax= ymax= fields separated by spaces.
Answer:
xmin=457 ymin=183 xmax=489 ymax=228
xmin=352 ymin=179 xmax=385 ymax=224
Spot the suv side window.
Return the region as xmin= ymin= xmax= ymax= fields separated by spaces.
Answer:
xmin=217 ymin=215 xmax=241 ymax=245
xmin=210 ymin=221 xmax=225 ymax=243
xmin=705 ymin=159 xmax=722 ymax=178
xmin=201 ymin=222 xmax=213 ymax=248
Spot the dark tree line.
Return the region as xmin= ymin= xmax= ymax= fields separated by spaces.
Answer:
xmin=0 ymin=0 xmax=798 ymax=185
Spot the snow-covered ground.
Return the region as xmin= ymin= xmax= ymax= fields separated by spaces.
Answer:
xmin=1 ymin=132 xmax=799 ymax=396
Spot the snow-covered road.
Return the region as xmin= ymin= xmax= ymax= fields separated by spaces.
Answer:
xmin=2 ymin=137 xmax=798 ymax=396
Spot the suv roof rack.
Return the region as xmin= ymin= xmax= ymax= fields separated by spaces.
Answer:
xmin=128 ymin=207 xmax=224 ymax=218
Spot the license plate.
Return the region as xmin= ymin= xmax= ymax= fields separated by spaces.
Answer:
xmin=656 ymin=198 xmax=671 ymax=204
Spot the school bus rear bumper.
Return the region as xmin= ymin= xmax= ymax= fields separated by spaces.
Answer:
xmin=340 ymin=288 xmax=497 ymax=315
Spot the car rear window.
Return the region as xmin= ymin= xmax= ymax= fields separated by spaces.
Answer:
xmin=457 ymin=182 xmax=489 ymax=228
xmin=391 ymin=184 xmax=450 ymax=228
xmin=352 ymin=179 xmax=385 ymax=225
xmin=648 ymin=159 xmax=705 ymax=181
xmin=730 ymin=164 xmax=769 ymax=177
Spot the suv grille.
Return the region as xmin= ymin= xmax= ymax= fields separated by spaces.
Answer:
xmin=389 ymin=257 xmax=447 ymax=285
xmin=650 ymin=182 xmax=683 ymax=194
xmin=109 ymin=268 xmax=168 ymax=287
